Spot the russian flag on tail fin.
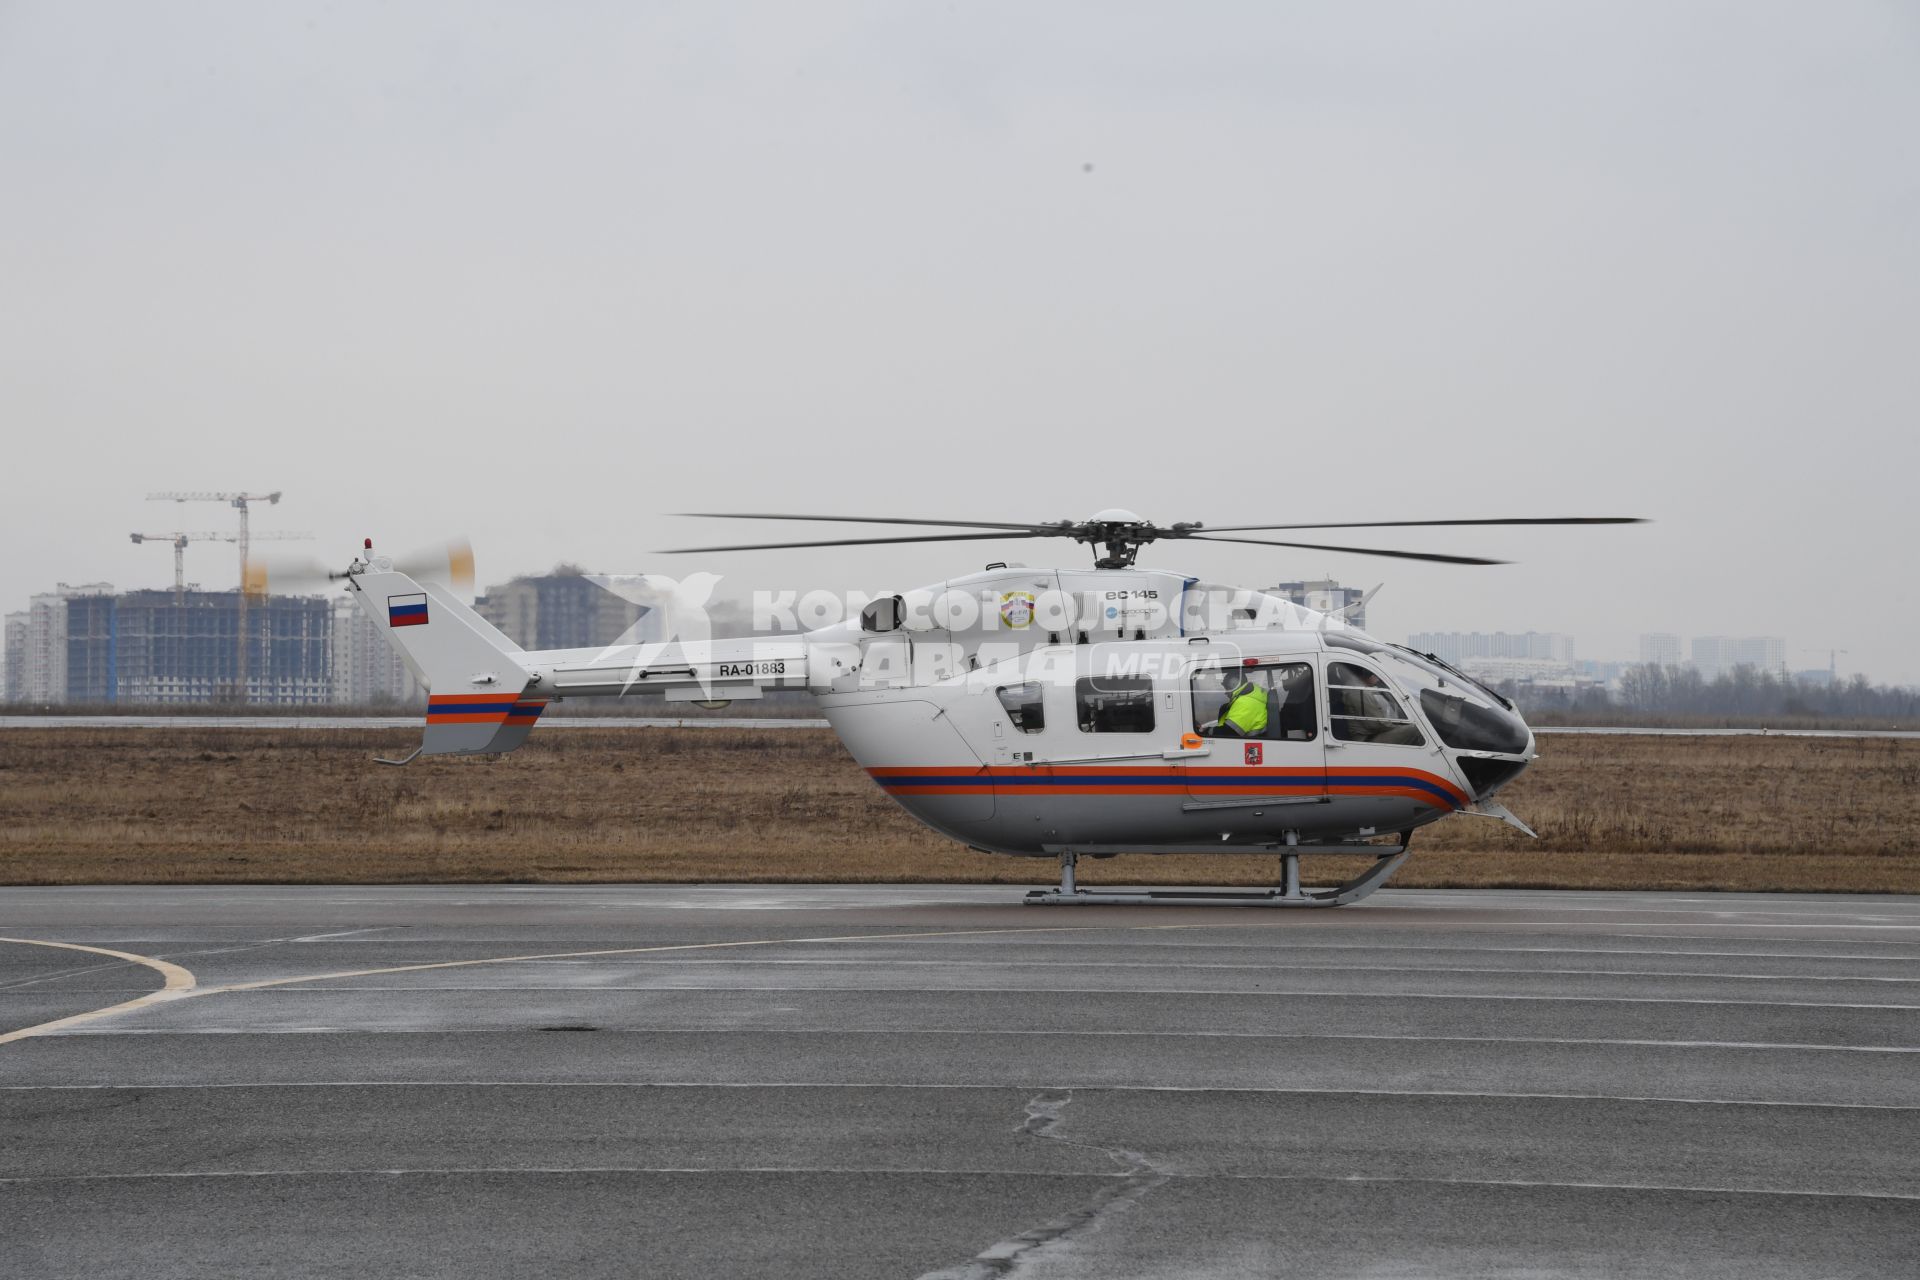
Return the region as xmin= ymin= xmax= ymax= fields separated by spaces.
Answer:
xmin=388 ymin=593 xmax=429 ymax=627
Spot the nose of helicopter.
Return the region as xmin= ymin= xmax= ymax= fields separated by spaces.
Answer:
xmin=1441 ymin=703 xmax=1534 ymax=800
xmin=1373 ymin=657 xmax=1535 ymax=800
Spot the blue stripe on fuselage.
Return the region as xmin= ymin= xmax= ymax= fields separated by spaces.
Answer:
xmin=875 ymin=771 xmax=1459 ymax=807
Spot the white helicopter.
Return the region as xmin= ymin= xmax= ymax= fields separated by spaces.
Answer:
xmin=343 ymin=510 xmax=1642 ymax=907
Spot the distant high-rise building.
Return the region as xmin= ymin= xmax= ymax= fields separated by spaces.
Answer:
xmin=17 ymin=583 xmax=113 ymax=704
xmin=63 ymin=590 xmax=335 ymax=705
xmin=474 ymin=567 xmax=654 ymax=650
xmin=1734 ymin=635 xmax=1787 ymax=674
xmin=22 ymin=591 xmax=67 ymax=703
xmin=1691 ymin=635 xmax=1786 ymax=680
xmin=4 ymin=580 xmax=451 ymax=705
xmin=1402 ymin=630 xmax=1579 ymax=687
xmin=1690 ymin=636 xmax=1733 ymax=680
xmin=3 ymin=611 xmax=27 ymax=703
xmin=1267 ymin=579 xmax=1368 ymax=630
xmin=64 ymin=592 xmax=119 ymax=703
xmin=332 ymin=598 xmax=423 ymax=705
xmin=1638 ymin=633 xmax=1683 ymax=667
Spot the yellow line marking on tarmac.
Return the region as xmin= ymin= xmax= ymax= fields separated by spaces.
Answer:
xmin=0 ymin=938 xmax=198 ymax=1046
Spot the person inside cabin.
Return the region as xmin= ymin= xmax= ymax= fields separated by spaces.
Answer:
xmin=1332 ymin=665 xmax=1424 ymax=745
xmin=1211 ymin=671 xmax=1269 ymax=739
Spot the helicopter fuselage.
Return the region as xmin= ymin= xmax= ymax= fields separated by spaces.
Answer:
xmin=804 ymin=566 xmax=1536 ymax=858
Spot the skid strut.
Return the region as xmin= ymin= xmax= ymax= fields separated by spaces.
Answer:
xmin=1026 ymin=833 xmax=1413 ymax=908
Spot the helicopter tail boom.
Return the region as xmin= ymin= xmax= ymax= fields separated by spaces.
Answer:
xmin=350 ymin=565 xmax=815 ymax=761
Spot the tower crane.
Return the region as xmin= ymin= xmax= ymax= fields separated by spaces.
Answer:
xmin=146 ymin=492 xmax=287 ymax=702
xmin=129 ymin=531 xmax=314 ymax=604
xmin=1801 ymin=648 xmax=1849 ymax=684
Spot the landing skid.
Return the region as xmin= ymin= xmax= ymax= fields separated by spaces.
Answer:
xmin=1024 ymin=833 xmax=1413 ymax=908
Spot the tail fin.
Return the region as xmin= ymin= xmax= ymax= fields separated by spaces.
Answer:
xmin=347 ymin=567 xmax=542 ymax=759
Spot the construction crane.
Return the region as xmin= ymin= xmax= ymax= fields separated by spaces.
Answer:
xmin=130 ymin=531 xmax=314 ymax=604
xmin=147 ymin=492 xmax=287 ymax=702
xmin=1802 ymin=647 xmax=1849 ymax=685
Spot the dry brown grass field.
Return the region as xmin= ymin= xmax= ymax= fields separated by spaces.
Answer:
xmin=1 ymin=727 xmax=1916 ymax=892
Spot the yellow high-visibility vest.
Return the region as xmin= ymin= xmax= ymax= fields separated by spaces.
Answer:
xmin=1220 ymin=682 xmax=1268 ymax=736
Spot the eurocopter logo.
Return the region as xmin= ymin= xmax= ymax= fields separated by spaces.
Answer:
xmin=998 ymin=591 xmax=1035 ymax=629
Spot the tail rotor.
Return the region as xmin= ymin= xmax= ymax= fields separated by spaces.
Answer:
xmin=247 ymin=535 xmax=476 ymax=597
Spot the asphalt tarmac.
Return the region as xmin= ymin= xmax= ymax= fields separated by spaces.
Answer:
xmin=2 ymin=885 xmax=1915 ymax=1278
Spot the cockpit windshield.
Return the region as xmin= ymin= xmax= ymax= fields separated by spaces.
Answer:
xmin=1388 ymin=643 xmax=1514 ymax=711
xmin=1376 ymin=646 xmax=1532 ymax=756
xmin=1417 ymin=687 xmax=1532 ymax=755
xmin=1323 ymin=633 xmax=1531 ymax=757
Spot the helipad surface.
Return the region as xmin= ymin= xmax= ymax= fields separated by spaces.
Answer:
xmin=3 ymin=885 xmax=1916 ymax=1278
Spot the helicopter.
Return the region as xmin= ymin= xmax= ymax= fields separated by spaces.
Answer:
xmin=341 ymin=510 xmax=1644 ymax=907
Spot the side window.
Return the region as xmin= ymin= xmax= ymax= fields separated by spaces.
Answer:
xmin=995 ymin=683 xmax=1047 ymax=734
xmin=1075 ymin=676 xmax=1155 ymax=733
xmin=1190 ymin=663 xmax=1316 ymax=740
xmin=1270 ymin=663 xmax=1317 ymax=740
xmin=1326 ymin=661 xmax=1426 ymax=746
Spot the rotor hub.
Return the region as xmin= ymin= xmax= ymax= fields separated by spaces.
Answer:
xmin=1067 ymin=511 xmax=1198 ymax=569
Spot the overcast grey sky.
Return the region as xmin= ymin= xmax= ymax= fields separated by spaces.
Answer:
xmin=2 ymin=2 xmax=1915 ymax=678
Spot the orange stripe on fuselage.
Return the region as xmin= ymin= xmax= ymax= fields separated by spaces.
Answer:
xmin=869 ymin=762 xmax=1469 ymax=811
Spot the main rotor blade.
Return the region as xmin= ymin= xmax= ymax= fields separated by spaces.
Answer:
xmin=1184 ymin=534 xmax=1508 ymax=566
xmin=658 ymin=530 xmax=1059 ymax=554
xmin=677 ymin=512 xmax=1061 ymax=533
xmin=1197 ymin=517 xmax=1647 ymax=533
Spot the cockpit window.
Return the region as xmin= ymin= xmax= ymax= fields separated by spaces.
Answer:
xmin=1075 ymin=676 xmax=1155 ymax=733
xmin=1326 ymin=661 xmax=1426 ymax=746
xmin=995 ymin=683 xmax=1046 ymax=734
xmin=1191 ymin=663 xmax=1316 ymax=740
